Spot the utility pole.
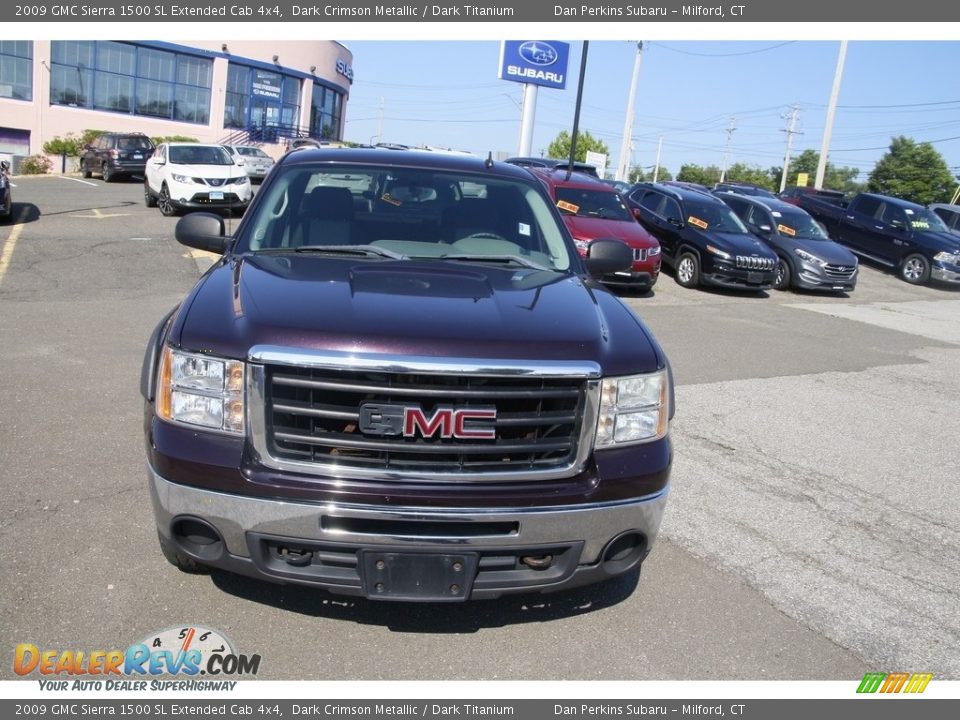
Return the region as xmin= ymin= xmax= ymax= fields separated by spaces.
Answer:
xmin=652 ymin=134 xmax=663 ymax=183
xmin=376 ymin=97 xmax=384 ymax=144
xmin=816 ymin=40 xmax=847 ymax=189
xmin=719 ymin=117 xmax=736 ymax=183
xmin=616 ymin=41 xmax=643 ymax=182
xmin=779 ymin=105 xmax=802 ymax=192
xmin=517 ymin=83 xmax=539 ymax=156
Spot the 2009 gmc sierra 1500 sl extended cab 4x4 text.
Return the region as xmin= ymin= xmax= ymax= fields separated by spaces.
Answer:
xmin=141 ymin=148 xmax=674 ymax=602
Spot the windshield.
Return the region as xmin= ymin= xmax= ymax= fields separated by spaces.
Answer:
xmin=684 ymin=200 xmax=750 ymax=234
xmin=237 ymin=164 xmax=574 ymax=271
xmin=169 ymin=145 xmax=233 ymax=166
xmin=770 ymin=210 xmax=830 ymax=240
xmin=555 ymin=188 xmax=633 ymax=222
xmin=117 ymin=137 xmax=153 ymax=151
xmin=237 ymin=147 xmax=270 ymax=159
xmin=904 ymin=207 xmax=950 ymax=233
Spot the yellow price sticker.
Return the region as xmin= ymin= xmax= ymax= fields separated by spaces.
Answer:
xmin=777 ymin=224 xmax=797 ymax=236
xmin=557 ymin=200 xmax=580 ymax=214
xmin=687 ymin=216 xmax=708 ymax=230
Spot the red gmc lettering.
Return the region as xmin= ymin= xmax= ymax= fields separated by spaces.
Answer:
xmin=403 ymin=407 xmax=496 ymax=440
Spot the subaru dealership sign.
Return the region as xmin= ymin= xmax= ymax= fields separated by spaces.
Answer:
xmin=498 ymin=41 xmax=570 ymax=90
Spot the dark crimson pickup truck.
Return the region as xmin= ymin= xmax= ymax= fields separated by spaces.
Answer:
xmin=141 ymin=148 xmax=674 ymax=602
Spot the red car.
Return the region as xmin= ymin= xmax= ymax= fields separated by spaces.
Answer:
xmin=533 ymin=168 xmax=661 ymax=291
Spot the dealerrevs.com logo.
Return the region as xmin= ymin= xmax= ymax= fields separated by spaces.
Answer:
xmin=14 ymin=626 xmax=260 ymax=691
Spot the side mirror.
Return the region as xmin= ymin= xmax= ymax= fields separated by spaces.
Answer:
xmin=667 ymin=217 xmax=684 ymax=228
xmin=0 ymin=160 xmax=9 ymax=173
xmin=175 ymin=212 xmax=232 ymax=255
xmin=757 ymin=224 xmax=773 ymax=234
xmin=584 ymin=238 xmax=633 ymax=277
xmin=631 ymin=207 xmax=642 ymax=220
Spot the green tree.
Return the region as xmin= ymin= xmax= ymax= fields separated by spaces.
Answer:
xmin=772 ymin=149 xmax=862 ymax=192
xmin=867 ymin=136 xmax=955 ymax=205
xmin=724 ymin=163 xmax=775 ymax=190
xmin=546 ymin=130 xmax=610 ymax=163
xmin=677 ymin=164 xmax=721 ymax=186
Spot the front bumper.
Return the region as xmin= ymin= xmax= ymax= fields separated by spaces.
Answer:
xmin=148 ymin=464 xmax=668 ymax=600
xmin=795 ymin=263 xmax=858 ymax=292
xmin=932 ymin=262 xmax=960 ymax=284
xmin=601 ymin=268 xmax=659 ymax=289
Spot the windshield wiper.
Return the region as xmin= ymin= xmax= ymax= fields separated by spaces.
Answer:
xmin=442 ymin=254 xmax=552 ymax=271
xmin=290 ymin=244 xmax=409 ymax=260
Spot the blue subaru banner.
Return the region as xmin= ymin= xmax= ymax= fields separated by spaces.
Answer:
xmin=498 ymin=40 xmax=570 ymax=90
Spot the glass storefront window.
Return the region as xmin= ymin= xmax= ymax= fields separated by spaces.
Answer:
xmin=0 ymin=41 xmax=33 ymax=101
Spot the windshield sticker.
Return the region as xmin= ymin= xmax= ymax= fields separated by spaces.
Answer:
xmin=381 ymin=193 xmax=402 ymax=207
xmin=687 ymin=216 xmax=709 ymax=230
xmin=518 ymin=222 xmax=531 ymax=236
xmin=911 ymin=220 xmax=930 ymax=229
xmin=557 ymin=200 xmax=580 ymax=214
xmin=904 ymin=209 xmax=914 ymax=215
xmin=777 ymin=224 xmax=797 ymax=236
xmin=771 ymin=211 xmax=782 ymax=218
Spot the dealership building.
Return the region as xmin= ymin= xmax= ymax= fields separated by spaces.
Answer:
xmin=0 ymin=40 xmax=353 ymax=165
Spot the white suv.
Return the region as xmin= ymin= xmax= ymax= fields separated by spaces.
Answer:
xmin=145 ymin=143 xmax=252 ymax=217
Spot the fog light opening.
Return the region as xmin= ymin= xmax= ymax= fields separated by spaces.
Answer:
xmin=170 ymin=517 xmax=224 ymax=562
xmin=601 ymin=532 xmax=646 ymax=575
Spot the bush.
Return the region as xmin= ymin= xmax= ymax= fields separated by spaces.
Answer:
xmin=43 ymin=133 xmax=83 ymax=157
xmin=151 ymin=135 xmax=198 ymax=145
xmin=19 ymin=155 xmax=53 ymax=175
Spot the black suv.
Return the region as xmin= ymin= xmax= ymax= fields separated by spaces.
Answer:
xmin=717 ymin=193 xmax=859 ymax=292
xmin=81 ymin=132 xmax=155 ymax=182
xmin=626 ymin=182 xmax=778 ymax=290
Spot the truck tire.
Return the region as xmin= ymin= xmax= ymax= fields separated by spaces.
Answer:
xmin=675 ymin=251 xmax=700 ymax=288
xmin=899 ymin=253 xmax=930 ymax=285
xmin=158 ymin=533 xmax=209 ymax=574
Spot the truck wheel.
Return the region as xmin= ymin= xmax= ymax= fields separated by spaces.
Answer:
xmin=158 ymin=533 xmax=209 ymax=574
xmin=774 ymin=257 xmax=792 ymax=290
xmin=675 ymin=251 xmax=700 ymax=288
xmin=899 ymin=253 xmax=930 ymax=285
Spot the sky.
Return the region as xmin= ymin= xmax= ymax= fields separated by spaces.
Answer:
xmin=342 ymin=40 xmax=960 ymax=184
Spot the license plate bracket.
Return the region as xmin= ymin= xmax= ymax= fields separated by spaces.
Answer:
xmin=360 ymin=551 xmax=478 ymax=602
xmin=209 ymin=191 xmax=224 ymax=200
xmin=747 ymin=271 xmax=763 ymax=284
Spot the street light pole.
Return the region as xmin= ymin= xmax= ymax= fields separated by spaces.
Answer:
xmin=816 ymin=40 xmax=847 ymax=189
xmin=616 ymin=41 xmax=643 ymax=183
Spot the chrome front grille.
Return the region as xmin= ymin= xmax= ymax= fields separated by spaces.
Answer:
xmin=247 ymin=349 xmax=600 ymax=481
xmin=824 ymin=263 xmax=857 ymax=279
xmin=633 ymin=248 xmax=647 ymax=261
xmin=735 ymin=255 xmax=776 ymax=271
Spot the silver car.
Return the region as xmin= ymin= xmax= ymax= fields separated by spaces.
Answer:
xmin=221 ymin=144 xmax=275 ymax=183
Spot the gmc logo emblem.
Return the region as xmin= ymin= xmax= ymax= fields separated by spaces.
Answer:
xmin=359 ymin=403 xmax=497 ymax=440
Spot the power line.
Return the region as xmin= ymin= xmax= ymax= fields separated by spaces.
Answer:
xmin=647 ymin=41 xmax=797 ymax=57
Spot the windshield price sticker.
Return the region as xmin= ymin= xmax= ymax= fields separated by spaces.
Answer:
xmin=911 ymin=221 xmax=930 ymax=229
xmin=557 ymin=200 xmax=580 ymax=214
xmin=687 ymin=216 xmax=708 ymax=230
xmin=777 ymin=224 xmax=797 ymax=236
xmin=381 ymin=193 xmax=402 ymax=206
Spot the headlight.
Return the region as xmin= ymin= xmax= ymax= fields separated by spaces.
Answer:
xmin=231 ymin=175 xmax=249 ymax=185
xmin=705 ymin=244 xmax=731 ymax=260
xmin=934 ymin=251 xmax=959 ymax=264
xmin=170 ymin=174 xmax=193 ymax=184
xmin=156 ymin=348 xmax=245 ymax=434
xmin=647 ymin=245 xmax=661 ymax=256
xmin=595 ymin=370 xmax=669 ymax=448
xmin=794 ymin=248 xmax=827 ymax=267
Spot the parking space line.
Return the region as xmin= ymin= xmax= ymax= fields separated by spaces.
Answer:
xmin=57 ymin=177 xmax=98 ymax=187
xmin=0 ymin=207 xmax=29 ymax=287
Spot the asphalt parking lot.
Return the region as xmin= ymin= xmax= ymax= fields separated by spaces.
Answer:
xmin=1 ymin=175 xmax=958 ymax=682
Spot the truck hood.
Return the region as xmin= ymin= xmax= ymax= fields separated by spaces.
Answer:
xmin=915 ymin=229 xmax=960 ymax=252
xmin=564 ymin=216 xmax=658 ymax=248
xmin=174 ymin=254 xmax=662 ymax=375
